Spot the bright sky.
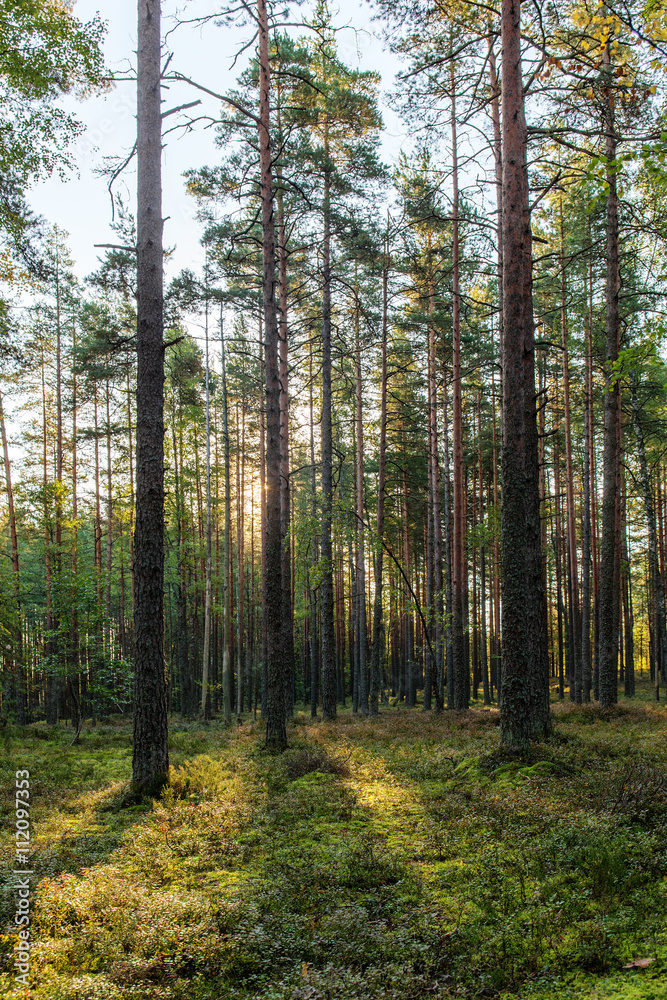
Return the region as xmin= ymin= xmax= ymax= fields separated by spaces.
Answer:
xmin=30 ymin=0 xmax=407 ymax=285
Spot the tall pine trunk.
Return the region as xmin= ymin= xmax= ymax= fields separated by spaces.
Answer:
xmin=598 ymin=44 xmax=621 ymax=708
xmin=220 ymin=313 xmax=232 ymax=724
xmin=582 ymin=263 xmax=593 ymax=702
xmin=257 ymin=0 xmax=286 ymax=747
xmin=308 ymin=341 xmax=319 ymax=716
xmin=369 ymin=236 xmax=389 ymax=715
xmin=354 ymin=294 xmax=368 ymax=714
xmin=442 ymin=379 xmax=454 ymax=706
xmin=631 ymin=377 xmax=666 ymax=701
xmin=275 ymin=166 xmax=294 ymax=720
xmin=560 ymin=204 xmax=581 ymax=702
xmin=500 ymin=0 xmax=549 ymax=746
xmin=450 ymin=60 xmax=466 ymax=710
xmin=320 ymin=159 xmax=337 ymax=721
xmin=133 ymin=0 xmax=169 ymax=792
xmin=201 ymin=295 xmax=212 ymax=717
xmin=0 ymin=390 xmax=23 ymax=723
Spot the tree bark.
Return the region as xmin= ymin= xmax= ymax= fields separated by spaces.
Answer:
xmin=598 ymin=44 xmax=621 ymax=708
xmin=201 ymin=294 xmax=212 ymax=717
xmin=621 ymin=472 xmax=634 ymax=697
xmin=369 ymin=234 xmax=389 ymax=715
xmin=353 ymin=291 xmax=368 ymax=714
xmin=560 ymin=202 xmax=582 ymax=703
xmin=105 ymin=381 xmax=114 ymax=657
xmin=0 ymin=389 xmax=23 ymax=723
xmin=257 ymin=0 xmax=286 ymax=747
xmin=42 ymin=351 xmax=57 ymax=726
xmin=478 ymin=394 xmax=490 ymax=705
xmin=450 ymin=61 xmax=466 ymax=711
xmin=320 ymin=158 xmax=337 ymax=721
xmin=631 ymin=377 xmax=666 ymax=701
xmin=582 ymin=256 xmax=593 ymax=702
xmin=219 ymin=312 xmax=232 ymax=724
xmin=133 ymin=0 xmax=169 ymax=792
xmin=499 ymin=0 xmax=549 ymax=746
xmin=132 ymin=0 xmax=169 ymax=792
xmin=442 ymin=377 xmax=454 ymax=707
xmin=258 ymin=310 xmax=268 ymax=717
xmin=236 ymin=404 xmax=246 ymax=715
xmin=308 ymin=340 xmax=319 ymax=716
xmin=275 ymin=151 xmax=294 ymax=719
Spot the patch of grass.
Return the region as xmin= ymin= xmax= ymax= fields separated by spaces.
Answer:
xmin=281 ymin=742 xmax=350 ymax=781
xmin=1 ymin=685 xmax=667 ymax=999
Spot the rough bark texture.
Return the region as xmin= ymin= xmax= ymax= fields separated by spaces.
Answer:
xmin=257 ymin=0 xmax=286 ymax=748
xmin=320 ymin=165 xmax=337 ymax=721
xmin=276 ymin=173 xmax=294 ymax=718
xmin=172 ymin=407 xmax=192 ymax=716
xmin=450 ymin=65 xmax=467 ymax=711
xmin=631 ymin=380 xmax=666 ymax=701
xmin=582 ymin=307 xmax=593 ymax=703
xmin=621 ymin=477 xmax=635 ymax=698
xmin=598 ymin=48 xmax=620 ymax=708
xmin=308 ymin=344 xmax=320 ymax=717
xmin=220 ymin=320 xmax=232 ymax=724
xmin=369 ymin=245 xmax=389 ymax=715
xmin=499 ymin=0 xmax=549 ymax=746
xmin=560 ymin=205 xmax=581 ymax=703
xmin=201 ymin=303 xmax=212 ymax=718
xmin=0 ymin=389 xmax=23 ymax=723
xmin=427 ymin=255 xmax=443 ymax=710
xmin=354 ymin=298 xmax=368 ymax=714
xmin=133 ymin=0 xmax=169 ymax=792
xmin=258 ymin=311 xmax=268 ymax=717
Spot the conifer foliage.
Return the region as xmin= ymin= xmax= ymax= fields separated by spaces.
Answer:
xmin=2 ymin=0 xmax=667 ymax=747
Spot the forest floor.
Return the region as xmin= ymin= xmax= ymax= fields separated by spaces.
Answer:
xmin=1 ymin=681 xmax=667 ymax=1000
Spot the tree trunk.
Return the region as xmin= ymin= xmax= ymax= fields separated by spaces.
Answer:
xmin=491 ymin=355 xmax=501 ymax=701
xmin=428 ymin=249 xmax=443 ymax=710
xmin=105 ymin=381 xmax=114 ymax=655
xmin=581 ymin=259 xmax=593 ymax=702
xmin=0 ymin=389 xmax=23 ymax=723
xmin=553 ymin=397 xmax=565 ymax=700
xmin=369 ymin=234 xmax=389 ymax=715
xmin=621 ymin=473 xmax=634 ymax=697
xmin=308 ymin=341 xmax=319 ymax=716
xmin=258 ymin=309 xmax=268 ymax=717
xmin=500 ymin=0 xmax=549 ymax=746
xmin=172 ymin=402 xmax=191 ymax=716
xmin=450 ymin=61 xmax=466 ymax=711
xmin=236 ymin=405 xmax=246 ymax=716
xmin=320 ymin=157 xmax=337 ymax=721
xmin=631 ymin=377 xmax=666 ymax=701
xmin=72 ymin=329 xmax=80 ymax=720
xmin=219 ymin=312 xmax=232 ymax=724
xmin=487 ymin=30 xmax=503 ymax=342
xmin=354 ymin=292 xmax=368 ymax=714
xmin=442 ymin=378 xmax=454 ymax=707
xmin=42 ymin=351 xmax=57 ymax=726
xmin=133 ymin=0 xmax=169 ymax=792
xmin=598 ymin=44 xmax=621 ymax=708
xmin=478 ymin=396 xmax=490 ymax=705
xmin=201 ymin=295 xmax=212 ymax=717
xmin=560 ymin=202 xmax=582 ymax=702
xmin=257 ymin=0 xmax=286 ymax=747
xmin=275 ymin=159 xmax=294 ymax=721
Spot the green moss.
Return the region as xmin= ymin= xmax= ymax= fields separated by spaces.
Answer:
xmin=1 ymin=692 xmax=667 ymax=998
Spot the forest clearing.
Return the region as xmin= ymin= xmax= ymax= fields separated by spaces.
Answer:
xmin=3 ymin=0 xmax=667 ymax=995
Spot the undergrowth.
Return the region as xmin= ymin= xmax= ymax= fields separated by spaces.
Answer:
xmin=1 ymin=684 xmax=666 ymax=999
